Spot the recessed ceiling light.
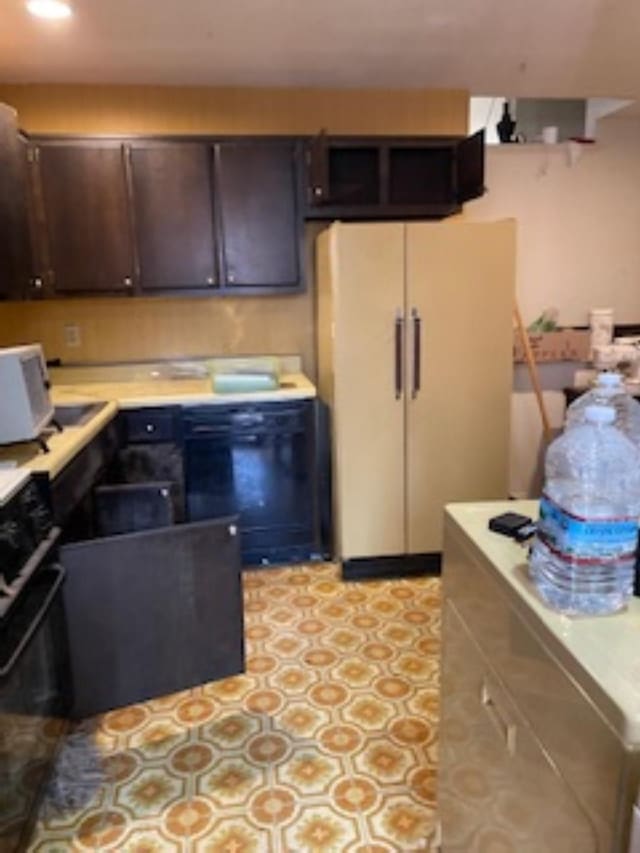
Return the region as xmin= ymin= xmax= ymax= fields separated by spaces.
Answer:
xmin=26 ymin=0 xmax=73 ymax=19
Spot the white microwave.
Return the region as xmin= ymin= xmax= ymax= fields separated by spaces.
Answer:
xmin=0 ymin=345 xmax=54 ymax=444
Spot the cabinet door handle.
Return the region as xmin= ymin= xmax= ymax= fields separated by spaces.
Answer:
xmin=411 ymin=308 xmax=421 ymax=399
xmin=481 ymin=678 xmax=517 ymax=756
xmin=394 ymin=311 xmax=404 ymax=400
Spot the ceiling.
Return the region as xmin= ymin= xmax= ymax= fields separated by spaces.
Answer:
xmin=2 ymin=0 xmax=640 ymax=98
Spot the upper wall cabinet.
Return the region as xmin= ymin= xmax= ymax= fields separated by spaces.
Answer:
xmin=128 ymin=142 xmax=218 ymax=293
xmin=214 ymin=141 xmax=303 ymax=291
xmin=305 ymin=130 xmax=485 ymax=219
xmin=26 ymin=136 xmax=305 ymax=297
xmin=33 ymin=141 xmax=136 ymax=296
xmin=0 ymin=105 xmax=32 ymax=299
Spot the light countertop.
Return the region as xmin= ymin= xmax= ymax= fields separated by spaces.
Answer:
xmin=0 ymin=400 xmax=119 ymax=479
xmin=0 ymin=469 xmax=31 ymax=505
xmin=0 ymin=367 xmax=316 ymax=480
xmin=445 ymin=500 xmax=640 ymax=746
xmin=50 ymin=372 xmax=316 ymax=409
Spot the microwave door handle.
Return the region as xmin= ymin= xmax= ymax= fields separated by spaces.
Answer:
xmin=0 ymin=565 xmax=65 ymax=678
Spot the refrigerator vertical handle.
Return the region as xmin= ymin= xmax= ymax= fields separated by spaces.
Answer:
xmin=411 ymin=308 xmax=422 ymax=399
xmin=395 ymin=312 xmax=404 ymax=400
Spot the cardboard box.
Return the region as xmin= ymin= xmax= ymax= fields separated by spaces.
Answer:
xmin=513 ymin=329 xmax=590 ymax=363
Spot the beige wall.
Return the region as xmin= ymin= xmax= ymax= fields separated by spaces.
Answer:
xmin=0 ymin=84 xmax=468 ymax=136
xmin=0 ymin=291 xmax=316 ymax=371
xmin=465 ymin=115 xmax=640 ymax=496
xmin=0 ymin=84 xmax=467 ymax=375
xmin=465 ymin=116 xmax=640 ymax=327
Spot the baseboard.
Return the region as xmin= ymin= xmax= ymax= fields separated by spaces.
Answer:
xmin=342 ymin=553 xmax=441 ymax=581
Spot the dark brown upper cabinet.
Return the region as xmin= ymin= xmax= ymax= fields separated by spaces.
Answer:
xmin=34 ymin=141 xmax=136 ymax=295
xmin=306 ymin=130 xmax=485 ymax=220
xmin=127 ymin=143 xmax=218 ymax=293
xmin=214 ymin=141 xmax=303 ymax=291
xmin=0 ymin=105 xmax=32 ymax=300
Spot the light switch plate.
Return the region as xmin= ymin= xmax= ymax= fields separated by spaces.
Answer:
xmin=63 ymin=324 xmax=81 ymax=348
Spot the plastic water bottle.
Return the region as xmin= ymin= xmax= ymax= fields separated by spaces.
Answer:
xmin=566 ymin=372 xmax=640 ymax=448
xmin=529 ymin=404 xmax=640 ymax=615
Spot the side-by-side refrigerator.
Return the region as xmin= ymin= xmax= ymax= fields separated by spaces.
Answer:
xmin=316 ymin=219 xmax=516 ymax=578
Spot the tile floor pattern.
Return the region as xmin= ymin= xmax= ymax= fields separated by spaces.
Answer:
xmin=28 ymin=563 xmax=441 ymax=852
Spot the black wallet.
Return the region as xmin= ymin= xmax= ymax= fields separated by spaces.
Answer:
xmin=488 ymin=512 xmax=534 ymax=540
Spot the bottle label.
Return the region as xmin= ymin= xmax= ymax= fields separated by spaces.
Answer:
xmin=538 ymin=494 xmax=638 ymax=564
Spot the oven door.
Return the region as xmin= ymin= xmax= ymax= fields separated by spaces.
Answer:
xmin=0 ymin=565 xmax=69 ymax=852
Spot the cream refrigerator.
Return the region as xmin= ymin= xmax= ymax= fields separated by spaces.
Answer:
xmin=316 ymin=219 xmax=516 ymax=578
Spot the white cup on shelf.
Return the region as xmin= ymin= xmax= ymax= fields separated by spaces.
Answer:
xmin=542 ymin=126 xmax=559 ymax=145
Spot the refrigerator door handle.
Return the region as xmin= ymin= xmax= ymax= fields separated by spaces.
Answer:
xmin=411 ymin=308 xmax=422 ymax=399
xmin=395 ymin=311 xmax=404 ymax=400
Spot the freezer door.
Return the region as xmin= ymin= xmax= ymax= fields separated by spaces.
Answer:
xmin=405 ymin=219 xmax=515 ymax=553
xmin=321 ymin=222 xmax=406 ymax=560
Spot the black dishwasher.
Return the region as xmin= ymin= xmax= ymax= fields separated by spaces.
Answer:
xmin=183 ymin=400 xmax=321 ymax=566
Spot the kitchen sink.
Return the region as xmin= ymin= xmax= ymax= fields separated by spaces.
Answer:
xmin=53 ymin=402 xmax=109 ymax=428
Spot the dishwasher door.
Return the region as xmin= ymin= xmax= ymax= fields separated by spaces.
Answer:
xmin=184 ymin=401 xmax=319 ymax=566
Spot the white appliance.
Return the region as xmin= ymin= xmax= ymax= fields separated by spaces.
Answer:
xmin=592 ymin=337 xmax=640 ymax=381
xmin=0 ymin=345 xmax=53 ymax=444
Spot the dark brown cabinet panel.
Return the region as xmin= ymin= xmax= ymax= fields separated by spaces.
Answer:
xmin=0 ymin=105 xmax=32 ymax=299
xmin=60 ymin=518 xmax=244 ymax=718
xmin=306 ymin=131 xmax=485 ymax=219
xmin=36 ymin=143 xmax=135 ymax=294
xmin=388 ymin=144 xmax=454 ymax=205
xmin=215 ymin=141 xmax=303 ymax=290
xmin=456 ymin=130 xmax=485 ymax=203
xmin=128 ymin=143 xmax=218 ymax=292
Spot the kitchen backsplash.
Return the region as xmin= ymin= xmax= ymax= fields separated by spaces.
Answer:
xmin=0 ymin=292 xmax=316 ymax=376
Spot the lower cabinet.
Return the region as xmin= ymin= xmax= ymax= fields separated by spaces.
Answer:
xmin=441 ymin=510 xmax=640 ymax=852
xmin=113 ymin=406 xmax=185 ymax=523
xmin=60 ymin=517 xmax=243 ymax=719
xmin=439 ymin=601 xmax=598 ymax=852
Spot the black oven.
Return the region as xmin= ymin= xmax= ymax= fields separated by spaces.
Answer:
xmin=0 ymin=480 xmax=71 ymax=852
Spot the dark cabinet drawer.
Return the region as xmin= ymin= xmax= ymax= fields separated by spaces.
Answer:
xmin=120 ymin=407 xmax=180 ymax=443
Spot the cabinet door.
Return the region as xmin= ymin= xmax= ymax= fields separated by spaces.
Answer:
xmin=115 ymin=443 xmax=185 ymax=522
xmin=0 ymin=105 xmax=32 ymax=299
xmin=36 ymin=143 xmax=135 ymax=294
xmin=405 ymin=220 xmax=515 ymax=553
xmin=128 ymin=143 xmax=218 ymax=292
xmin=440 ymin=601 xmax=598 ymax=852
xmin=60 ymin=518 xmax=243 ymax=718
xmin=215 ymin=141 xmax=303 ymax=289
xmin=321 ymin=223 xmax=406 ymax=560
xmin=456 ymin=129 xmax=485 ymax=203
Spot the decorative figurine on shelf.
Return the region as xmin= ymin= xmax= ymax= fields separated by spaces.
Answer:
xmin=496 ymin=101 xmax=516 ymax=143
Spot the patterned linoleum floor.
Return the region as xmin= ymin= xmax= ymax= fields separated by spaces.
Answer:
xmin=29 ymin=563 xmax=441 ymax=852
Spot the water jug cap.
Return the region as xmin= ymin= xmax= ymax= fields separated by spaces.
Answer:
xmin=584 ymin=405 xmax=616 ymax=425
xmin=597 ymin=372 xmax=623 ymax=388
